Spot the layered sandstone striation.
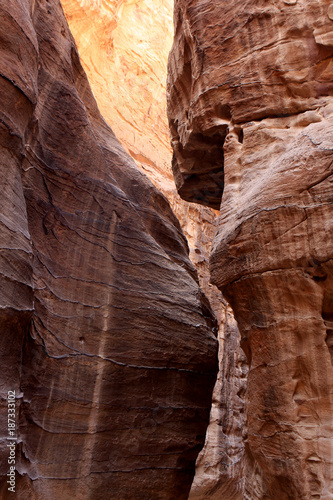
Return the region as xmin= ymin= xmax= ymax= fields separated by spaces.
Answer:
xmin=60 ymin=0 xmax=224 ymax=320
xmin=61 ymin=0 xmax=174 ymax=184
xmin=168 ymin=0 xmax=333 ymax=498
xmin=0 ymin=1 xmax=218 ymax=498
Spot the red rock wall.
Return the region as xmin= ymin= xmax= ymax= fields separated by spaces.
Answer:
xmin=189 ymin=309 xmax=249 ymax=500
xmin=0 ymin=1 xmax=218 ymax=498
xmin=60 ymin=0 xmax=226 ymax=330
xmin=168 ymin=0 xmax=333 ymax=497
xmin=61 ymin=0 xmax=174 ymax=185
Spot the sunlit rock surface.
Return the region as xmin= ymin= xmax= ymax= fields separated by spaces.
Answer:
xmin=0 ymin=1 xmax=218 ymax=498
xmin=61 ymin=0 xmax=174 ymax=185
xmin=168 ymin=0 xmax=333 ymax=497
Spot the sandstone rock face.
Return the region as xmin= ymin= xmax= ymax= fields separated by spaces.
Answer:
xmin=168 ymin=1 xmax=333 ymax=498
xmin=168 ymin=0 xmax=333 ymax=209
xmin=61 ymin=0 xmax=174 ymax=185
xmin=189 ymin=309 xmax=249 ymax=500
xmin=212 ymin=109 xmax=333 ymax=498
xmin=60 ymin=0 xmax=224 ymax=322
xmin=0 ymin=1 xmax=218 ymax=498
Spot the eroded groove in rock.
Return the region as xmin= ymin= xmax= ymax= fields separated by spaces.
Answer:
xmin=0 ymin=1 xmax=218 ymax=498
xmin=167 ymin=0 xmax=333 ymax=210
xmin=168 ymin=0 xmax=333 ymax=498
xmin=189 ymin=308 xmax=251 ymax=500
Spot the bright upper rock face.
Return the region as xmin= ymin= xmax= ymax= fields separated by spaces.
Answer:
xmin=0 ymin=0 xmax=218 ymax=498
xmin=168 ymin=0 xmax=333 ymax=498
xmin=61 ymin=0 xmax=174 ymax=185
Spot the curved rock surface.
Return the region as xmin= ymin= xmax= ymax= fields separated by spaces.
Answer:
xmin=168 ymin=0 xmax=333 ymax=498
xmin=0 ymin=1 xmax=218 ymax=498
xmin=60 ymin=0 xmax=225 ymax=326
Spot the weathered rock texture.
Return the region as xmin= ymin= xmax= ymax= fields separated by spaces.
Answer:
xmin=0 ymin=0 xmax=218 ymax=498
xmin=60 ymin=1 xmax=225 ymax=321
xmin=168 ymin=0 xmax=333 ymax=498
xmin=61 ymin=0 xmax=174 ymax=185
xmin=190 ymin=308 xmax=249 ymax=500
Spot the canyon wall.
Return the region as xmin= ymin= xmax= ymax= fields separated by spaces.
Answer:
xmin=60 ymin=0 xmax=225 ymax=323
xmin=168 ymin=0 xmax=333 ymax=498
xmin=190 ymin=309 xmax=249 ymax=500
xmin=60 ymin=3 xmax=238 ymax=497
xmin=61 ymin=0 xmax=174 ymax=185
xmin=0 ymin=0 xmax=218 ymax=498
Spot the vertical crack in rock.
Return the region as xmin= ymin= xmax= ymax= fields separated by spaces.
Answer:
xmin=189 ymin=308 xmax=251 ymax=500
xmin=322 ymin=274 xmax=333 ymax=365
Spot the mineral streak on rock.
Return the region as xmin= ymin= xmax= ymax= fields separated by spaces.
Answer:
xmin=168 ymin=0 xmax=333 ymax=497
xmin=0 ymin=0 xmax=218 ymax=498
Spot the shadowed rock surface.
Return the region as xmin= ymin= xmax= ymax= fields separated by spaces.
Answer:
xmin=168 ymin=0 xmax=333 ymax=497
xmin=189 ymin=309 xmax=249 ymax=500
xmin=60 ymin=0 xmax=226 ymax=329
xmin=0 ymin=1 xmax=218 ymax=498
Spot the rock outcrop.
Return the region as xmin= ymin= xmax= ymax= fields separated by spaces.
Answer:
xmin=0 ymin=1 xmax=218 ymax=498
xmin=61 ymin=0 xmax=174 ymax=186
xmin=168 ymin=0 xmax=333 ymax=498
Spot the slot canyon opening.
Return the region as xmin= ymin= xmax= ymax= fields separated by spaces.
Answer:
xmin=3 ymin=0 xmax=333 ymax=498
xmin=60 ymin=0 xmax=243 ymax=497
xmin=62 ymin=1 xmax=333 ymax=498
